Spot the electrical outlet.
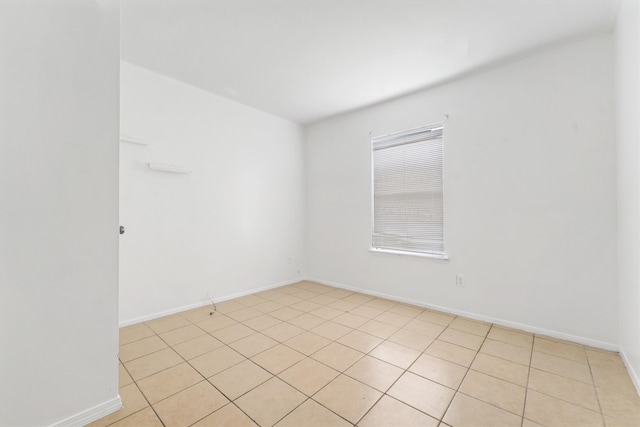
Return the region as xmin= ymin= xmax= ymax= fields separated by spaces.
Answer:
xmin=456 ymin=274 xmax=464 ymax=287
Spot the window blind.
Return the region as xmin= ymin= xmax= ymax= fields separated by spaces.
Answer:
xmin=372 ymin=123 xmax=444 ymax=256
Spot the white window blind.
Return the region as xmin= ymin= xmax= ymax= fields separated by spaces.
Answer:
xmin=372 ymin=123 xmax=444 ymax=256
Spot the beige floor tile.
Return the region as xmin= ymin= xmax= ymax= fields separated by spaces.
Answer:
xmin=195 ymin=314 xmax=237 ymax=333
xmin=533 ymin=337 xmax=588 ymax=363
xmin=109 ymin=407 xmax=163 ymax=427
xmin=521 ymin=419 xmax=545 ymax=427
xmin=190 ymin=346 xmax=245 ymax=378
xmin=274 ymin=294 xmax=304 ymax=306
xmin=602 ymin=414 xmax=638 ymax=427
xmin=591 ymin=365 xmax=638 ymax=396
xmin=325 ymin=289 xmax=353 ymax=298
xmin=388 ymin=372 xmax=455 ymax=419
xmin=153 ymin=381 xmax=229 ymax=427
xmin=120 ymin=336 xmax=168 ymax=362
xmin=275 ymin=399 xmax=352 ymax=427
xmin=125 ymin=348 xmax=184 ymax=380
xmin=252 ymin=300 xmax=286 ymax=314
xmin=487 ymin=326 xmax=533 ymax=349
xmin=311 ymin=321 xmax=352 ymax=340
xmin=388 ymin=328 xmax=434 ymax=352
xmin=596 ymin=386 xmax=640 ymax=425
xmin=524 ymin=390 xmax=603 ymax=427
xmin=349 ymin=305 xmax=384 ymax=319
xmin=285 ymin=331 xmax=332 ymax=355
xmin=242 ymin=314 xmax=282 ymax=331
xmin=262 ymin=322 xmax=305 ymax=342
xmin=531 ymin=351 xmax=592 ymax=384
xmin=146 ymin=315 xmax=191 ymax=334
xmin=279 ymin=357 xmax=340 ymax=396
xmin=403 ymin=318 xmax=447 ymax=338
xmin=287 ymin=313 xmax=325 ymax=330
xmin=210 ymin=360 xmax=272 ymax=400
xmin=290 ymin=300 xmax=323 ymax=312
xmin=210 ymin=323 xmax=255 ymax=344
xmin=448 ymin=317 xmax=491 ymax=337
xmin=586 ymin=349 xmax=625 ymax=369
xmin=459 ymin=370 xmax=526 ymax=415
xmin=137 ymin=362 xmax=204 ymax=404
xmin=191 ymin=403 xmax=258 ymax=427
xmin=271 ymin=306 xmax=305 ymax=321
xmin=369 ymin=341 xmax=420 ymax=369
xmin=172 ymin=334 xmax=223 ymax=360
xmin=312 ymin=342 xmax=364 ymax=371
xmin=470 ymin=352 xmax=529 ymax=387
xmin=215 ymin=300 xmax=245 ymax=313
xmin=333 ymin=312 xmax=370 ymax=328
xmin=528 ymin=368 xmax=599 ymax=411
xmin=375 ymin=311 xmax=412 ymax=327
xmin=226 ymin=307 xmax=263 ymax=322
xmin=329 ymin=299 xmax=360 ymax=312
xmin=364 ymin=298 xmax=397 ymax=310
xmin=310 ymin=306 xmax=344 ymax=320
xmin=229 ymin=333 xmax=278 ymax=358
xmin=119 ymin=364 xmax=134 ymax=387
xmin=415 ymin=310 xmax=455 ymax=326
xmin=387 ymin=303 xmax=424 ymax=318
xmin=159 ymin=324 xmax=206 ymax=346
xmin=440 ymin=328 xmax=485 ymax=351
xmin=443 ymin=393 xmax=522 ymax=427
xmin=120 ymin=323 xmax=155 ymax=345
xmin=235 ymin=377 xmax=306 ymax=427
xmin=313 ymin=374 xmax=382 ymax=424
xmin=251 ymin=344 xmax=306 ymax=374
xmin=87 ymin=383 xmax=148 ymax=427
xmin=425 ymin=340 xmax=477 ymax=367
xmin=409 ymin=353 xmax=468 ymax=389
xmin=358 ymin=395 xmax=439 ymax=427
xmin=343 ymin=293 xmax=375 ymax=305
xmin=308 ymin=295 xmax=339 ymax=306
xmin=180 ymin=306 xmax=217 ymax=324
xmin=358 ymin=319 xmax=399 ymax=339
xmin=292 ymin=289 xmax=321 ymax=300
xmin=337 ymin=330 xmax=383 ymax=353
xmin=345 ymin=355 xmax=403 ymax=392
xmin=481 ymin=339 xmax=532 ymax=365
xmin=234 ymin=294 xmax=267 ymax=307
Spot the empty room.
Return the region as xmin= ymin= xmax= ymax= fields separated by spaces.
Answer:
xmin=2 ymin=0 xmax=640 ymax=426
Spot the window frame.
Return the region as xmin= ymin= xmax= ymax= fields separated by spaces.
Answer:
xmin=370 ymin=123 xmax=447 ymax=260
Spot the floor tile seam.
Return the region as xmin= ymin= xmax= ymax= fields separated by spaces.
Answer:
xmin=120 ymin=345 xmax=176 ymax=365
xmin=118 ymin=362 xmax=168 ymax=427
xmin=585 ymin=349 xmax=608 ymax=425
xmin=438 ymin=326 xmax=491 ymax=423
xmin=521 ymin=332 xmax=535 ymax=427
xmin=446 ymin=324 xmax=491 ymax=338
xmin=157 ymin=324 xmax=212 ymax=347
xmin=207 ymin=368 xmax=274 ymax=404
xmin=274 ymin=358 xmax=341 ymax=396
xmin=525 ymin=383 xmax=603 ymax=414
xmin=531 ymin=347 xmax=589 ymax=365
xmin=465 ymin=365 xmax=529 ymax=388
xmin=528 ymin=362 xmax=595 ymax=386
xmin=118 ymin=333 xmax=157 ymax=346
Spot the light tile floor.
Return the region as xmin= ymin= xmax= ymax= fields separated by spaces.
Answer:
xmin=89 ymin=281 xmax=640 ymax=427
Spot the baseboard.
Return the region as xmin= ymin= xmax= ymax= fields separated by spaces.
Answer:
xmin=304 ymin=276 xmax=619 ymax=352
xmin=619 ymin=348 xmax=640 ymax=396
xmin=50 ymin=395 xmax=121 ymax=427
xmin=119 ymin=276 xmax=304 ymax=327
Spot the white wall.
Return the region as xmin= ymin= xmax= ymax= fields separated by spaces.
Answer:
xmin=120 ymin=62 xmax=305 ymax=324
xmin=0 ymin=1 xmax=120 ymax=426
xmin=306 ymin=35 xmax=617 ymax=347
xmin=616 ymin=0 xmax=640 ymax=390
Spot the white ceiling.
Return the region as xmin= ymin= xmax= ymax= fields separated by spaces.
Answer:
xmin=121 ymin=0 xmax=621 ymax=125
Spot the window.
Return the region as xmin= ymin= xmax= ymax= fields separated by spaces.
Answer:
xmin=371 ymin=123 xmax=445 ymax=257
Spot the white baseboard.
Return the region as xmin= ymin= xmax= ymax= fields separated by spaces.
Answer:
xmin=619 ymin=348 xmax=640 ymax=396
xmin=304 ymin=276 xmax=619 ymax=352
xmin=50 ymin=395 xmax=121 ymax=427
xmin=119 ymin=276 xmax=304 ymax=327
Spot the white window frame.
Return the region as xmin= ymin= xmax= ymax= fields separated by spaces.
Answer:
xmin=370 ymin=123 xmax=447 ymax=259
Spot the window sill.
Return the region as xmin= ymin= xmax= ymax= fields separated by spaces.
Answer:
xmin=369 ymin=248 xmax=449 ymax=260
